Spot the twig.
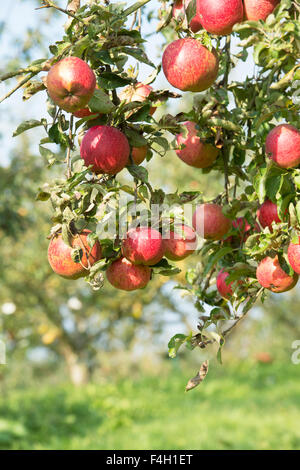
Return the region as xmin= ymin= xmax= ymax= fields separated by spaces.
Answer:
xmin=122 ymin=0 xmax=151 ymax=17
xmin=222 ymin=145 xmax=230 ymax=203
xmin=0 ymin=73 xmax=35 ymax=104
xmin=221 ymin=35 xmax=231 ymax=86
xmin=130 ymin=11 xmax=137 ymax=30
xmin=66 ymin=115 xmax=74 ymax=179
xmin=36 ymin=0 xmax=85 ymax=24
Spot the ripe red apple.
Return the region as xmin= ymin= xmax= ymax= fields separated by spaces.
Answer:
xmin=80 ymin=125 xmax=130 ymax=175
xmin=119 ymin=82 xmax=156 ymax=115
xmin=257 ymin=199 xmax=282 ymax=231
xmin=244 ymin=0 xmax=279 ymax=21
xmin=287 ymin=237 xmax=300 ymax=274
xmin=265 ymin=124 xmax=300 ymax=169
xmin=216 ymin=269 xmax=234 ymax=298
xmin=131 ymin=145 xmax=148 ymax=165
xmin=162 ymin=38 xmax=219 ymax=92
xmin=192 ymin=203 xmax=232 ymax=240
xmin=48 ymin=230 xmax=102 ymax=280
xmin=46 ymin=57 xmax=96 ymax=113
xmin=106 ymin=257 xmax=151 ymax=291
xmin=122 ymin=227 xmax=164 ymax=266
xmin=256 ymin=255 xmax=298 ymax=293
xmin=172 ymin=0 xmax=202 ymax=32
xmin=176 ymin=121 xmax=219 ymax=168
xmin=198 ymin=0 xmax=244 ymax=35
xmin=163 ymin=224 xmax=197 ymax=261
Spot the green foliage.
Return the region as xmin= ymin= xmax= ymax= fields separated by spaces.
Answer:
xmin=1 ymin=362 xmax=300 ymax=449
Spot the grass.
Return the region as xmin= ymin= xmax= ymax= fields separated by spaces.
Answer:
xmin=0 ymin=360 xmax=300 ymax=449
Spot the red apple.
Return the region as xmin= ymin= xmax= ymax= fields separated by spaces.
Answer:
xmin=119 ymin=82 xmax=156 ymax=115
xmin=131 ymin=145 xmax=148 ymax=165
xmin=216 ymin=269 xmax=234 ymax=298
xmin=265 ymin=124 xmax=300 ymax=169
xmin=176 ymin=121 xmax=219 ymax=168
xmin=106 ymin=257 xmax=151 ymax=291
xmin=256 ymin=255 xmax=298 ymax=293
xmin=244 ymin=0 xmax=279 ymax=21
xmin=48 ymin=230 xmax=102 ymax=280
xmin=287 ymin=237 xmax=300 ymax=275
xmin=122 ymin=227 xmax=164 ymax=266
xmin=257 ymin=199 xmax=282 ymax=231
xmin=46 ymin=57 xmax=96 ymax=113
xmin=162 ymin=38 xmax=219 ymax=92
xmin=163 ymin=224 xmax=197 ymax=261
xmin=192 ymin=203 xmax=232 ymax=240
xmin=80 ymin=125 xmax=130 ymax=175
xmin=172 ymin=0 xmax=202 ymax=32
xmin=198 ymin=0 xmax=244 ymax=35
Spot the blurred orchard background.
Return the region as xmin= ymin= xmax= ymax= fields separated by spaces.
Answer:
xmin=0 ymin=0 xmax=300 ymax=450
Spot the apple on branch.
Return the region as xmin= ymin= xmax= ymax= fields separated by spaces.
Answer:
xmin=106 ymin=257 xmax=151 ymax=291
xmin=80 ymin=125 xmax=130 ymax=175
xmin=175 ymin=121 xmax=219 ymax=169
xmin=46 ymin=56 xmax=96 ymax=113
xmin=162 ymin=38 xmax=219 ymax=92
xmin=48 ymin=230 xmax=102 ymax=280
xmin=192 ymin=203 xmax=232 ymax=240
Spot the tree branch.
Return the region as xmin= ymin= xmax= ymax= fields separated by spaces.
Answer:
xmin=0 ymin=73 xmax=35 ymax=104
xmin=36 ymin=0 xmax=85 ymax=24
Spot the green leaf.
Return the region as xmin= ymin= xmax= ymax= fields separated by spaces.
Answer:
xmin=186 ymin=0 xmax=196 ymax=23
xmin=36 ymin=191 xmax=50 ymax=201
xmin=121 ymin=47 xmax=155 ymax=67
xmin=127 ymin=164 xmax=148 ymax=182
xmin=98 ymin=72 xmax=132 ymax=90
xmin=13 ymin=120 xmax=43 ymax=137
xmin=168 ymin=333 xmax=191 ymax=358
xmin=88 ymin=88 xmax=115 ymax=114
xmin=203 ymin=247 xmax=233 ymax=277
xmin=48 ymin=123 xmax=69 ymax=147
xmin=124 ymin=128 xmax=148 ymax=147
xmin=159 ymin=267 xmax=181 ymax=276
xmin=296 ymin=201 xmax=300 ymax=225
xmin=127 ymin=104 xmax=151 ymax=122
xmin=39 ymin=145 xmax=57 ymax=167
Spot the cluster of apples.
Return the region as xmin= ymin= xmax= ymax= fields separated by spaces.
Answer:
xmin=210 ymin=122 xmax=300 ymax=299
xmin=160 ymin=0 xmax=282 ymax=170
xmin=48 ymin=224 xmax=198 ymax=291
xmin=162 ymin=0 xmax=280 ymax=94
xmin=46 ymin=56 xmax=153 ymax=174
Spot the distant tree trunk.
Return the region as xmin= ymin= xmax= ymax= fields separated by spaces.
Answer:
xmin=60 ymin=344 xmax=90 ymax=386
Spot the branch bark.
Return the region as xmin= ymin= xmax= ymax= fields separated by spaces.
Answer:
xmin=65 ymin=0 xmax=81 ymax=30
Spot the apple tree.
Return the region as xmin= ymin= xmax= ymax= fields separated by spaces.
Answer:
xmin=1 ymin=0 xmax=300 ymax=387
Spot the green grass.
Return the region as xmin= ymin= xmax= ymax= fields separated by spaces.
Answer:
xmin=0 ymin=361 xmax=300 ymax=450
